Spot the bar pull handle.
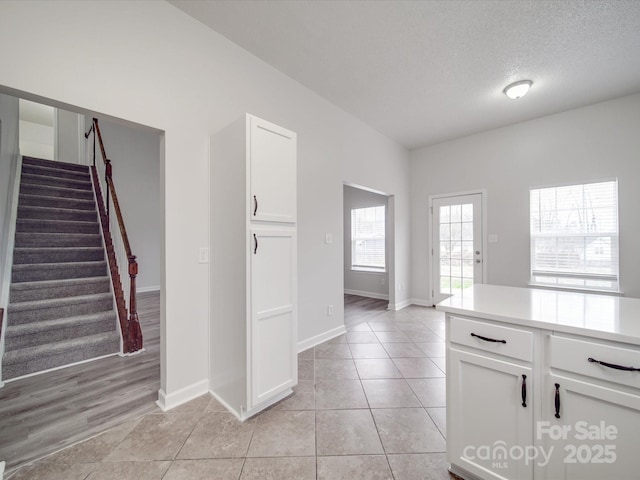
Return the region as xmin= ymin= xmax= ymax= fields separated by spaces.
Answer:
xmin=253 ymin=234 xmax=258 ymax=254
xmin=588 ymin=357 xmax=640 ymax=372
xmin=253 ymin=195 xmax=258 ymax=216
xmin=521 ymin=374 xmax=527 ymax=407
xmin=554 ymin=383 xmax=561 ymax=418
xmin=470 ymin=333 xmax=506 ymax=344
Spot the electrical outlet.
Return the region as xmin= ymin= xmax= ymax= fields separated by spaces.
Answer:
xmin=327 ymin=304 xmax=334 ymax=316
xmin=380 ymin=277 xmax=385 ymax=285
xmin=325 ymin=233 xmax=333 ymax=244
xmin=198 ymin=247 xmax=209 ymax=264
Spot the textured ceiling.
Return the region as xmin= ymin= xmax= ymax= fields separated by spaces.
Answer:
xmin=170 ymin=0 xmax=640 ymax=149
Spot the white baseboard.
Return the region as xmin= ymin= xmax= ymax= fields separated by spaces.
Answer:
xmin=0 ymin=460 xmax=4 ymax=480
xmin=156 ymin=379 xmax=209 ymax=411
xmin=297 ymin=324 xmax=346 ymax=353
xmin=137 ymin=285 xmax=160 ymax=293
xmin=388 ymin=298 xmax=412 ymax=311
xmin=344 ymin=289 xmax=389 ymax=300
xmin=410 ymin=298 xmax=434 ymax=307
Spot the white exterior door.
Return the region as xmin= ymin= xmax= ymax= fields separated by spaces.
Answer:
xmin=432 ymin=193 xmax=483 ymax=304
xmin=249 ymin=115 xmax=296 ymax=223
xmin=249 ymin=227 xmax=297 ymax=407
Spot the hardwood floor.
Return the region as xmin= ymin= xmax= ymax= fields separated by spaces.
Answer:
xmin=344 ymin=293 xmax=388 ymax=329
xmin=0 ymin=291 xmax=161 ymax=471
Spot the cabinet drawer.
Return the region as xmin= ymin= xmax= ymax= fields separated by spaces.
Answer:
xmin=550 ymin=335 xmax=640 ymax=389
xmin=450 ymin=316 xmax=533 ymax=362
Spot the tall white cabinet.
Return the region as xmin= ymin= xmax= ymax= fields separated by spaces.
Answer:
xmin=210 ymin=114 xmax=297 ymax=420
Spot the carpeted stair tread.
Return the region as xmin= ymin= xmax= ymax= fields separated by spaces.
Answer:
xmin=4 ymin=311 xmax=118 ymax=351
xmin=20 ymin=182 xmax=94 ymax=201
xmin=7 ymin=292 xmax=114 ymax=325
xmin=21 ymin=162 xmax=90 ymax=181
xmin=14 ymin=232 xmax=103 ymax=248
xmin=13 ymin=247 xmax=105 ymax=264
xmin=16 ymin=218 xmax=99 ymax=234
xmin=22 ymin=156 xmax=89 ymax=173
xmin=20 ymin=172 xmax=92 ymax=191
xmin=18 ymin=193 xmax=96 ymax=211
xmin=12 ymin=260 xmax=107 ymax=283
xmin=18 ymin=205 xmax=97 ymax=222
xmin=2 ymin=331 xmax=120 ymax=380
xmin=9 ymin=276 xmax=111 ymax=303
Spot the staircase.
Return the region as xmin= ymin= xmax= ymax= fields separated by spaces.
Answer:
xmin=2 ymin=156 xmax=120 ymax=380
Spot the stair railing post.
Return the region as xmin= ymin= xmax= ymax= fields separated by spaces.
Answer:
xmin=128 ymin=255 xmax=143 ymax=351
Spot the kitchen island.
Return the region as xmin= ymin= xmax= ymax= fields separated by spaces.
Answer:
xmin=436 ymin=284 xmax=640 ymax=480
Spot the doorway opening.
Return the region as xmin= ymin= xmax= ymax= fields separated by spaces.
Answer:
xmin=343 ymin=183 xmax=395 ymax=323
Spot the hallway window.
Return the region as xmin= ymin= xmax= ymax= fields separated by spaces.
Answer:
xmin=351 ymin=205 xmax=385 ymax=271
xmin=530 ymin=180 xmax=619 ymax=291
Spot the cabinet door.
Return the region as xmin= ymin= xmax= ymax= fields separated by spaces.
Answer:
xmin=249 ymin=115 xmax=296 ymax=223
xmin=249 ymin=228 xmax=297 ymax=407
xmin=449 ymin=349 xmax=533 ymax=480
xmin=540 ymin=374 xmax=640 ymax=480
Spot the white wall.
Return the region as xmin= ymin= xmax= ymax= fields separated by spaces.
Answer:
xmin=0 ymin=1 xmax=411 ymax=406
xmin=0 ymin=93 xmax=20 ymax=310
xmin=88 ymin=117 xmax=161 ymax=291
xmin=343 ymin=185 xmax=389 ymax=299
xmin=57 ymin=109 xmax=82 ymax=164
xmin=18 ymin=99 xmax=54 ymax=159
xmin=410 ymin=94 xmax=640 ymax=302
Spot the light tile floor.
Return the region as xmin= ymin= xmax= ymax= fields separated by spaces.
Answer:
xmin=6 ymin=305 xmax=455 ymax=480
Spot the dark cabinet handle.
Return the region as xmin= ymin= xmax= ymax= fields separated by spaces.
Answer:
xmin=554 ymin=383 xmax=561 ymax=418
xmin=253 ymin=195 xmax=258 ymax=216
xmin=470 ymin=333 xmax=506 ymax=344
xmin=588 ymin=357 xmax=640 ymax=372
xmin=521 ymin=375 xmax=527 ymax=407
xmin=253 ymin=234 xmax=258 ymax=254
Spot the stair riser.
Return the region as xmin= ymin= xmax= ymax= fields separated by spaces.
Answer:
xmin=22 ymin=157 xmax=89 ymax=174
xmin=10 ymin=280 xmax=111 ymax=303
xmin=5 ymin=318 xmax=117 ymax=350
xmin=22 ymin=164 xmax=90 ymax=182
xmin=12 ymin=263 xmax=107 ymax=283
xmin=18 ymin=206 xmax=97 ymax=222
xmin=14 ymin=233 xmax=103 ymax=248
xmin=2 ymin=336 xmax=120 ymax=380
xmin=8 ymin=297 xmax=114 ymax=324
xmin=16 ymin=220 xmax=99 ymax=234
xmin=20 ymin=184 xmax=94 ymax=201
xmin=13 ymin=249 xmax=105 ymax=265
xmin=21 ymin=174 xmax=92 ymax=191
xmin=19 ymin=194 xmax=95 ymax=211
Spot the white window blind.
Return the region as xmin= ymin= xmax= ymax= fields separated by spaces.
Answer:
xmin=530 ymin=180 xmax=619 ymax=291
xmin=351 ymin=205 xmax=385 ymax=271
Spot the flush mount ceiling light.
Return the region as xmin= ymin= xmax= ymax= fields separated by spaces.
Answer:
xmin=503 ymin=80 xmax=533 ymax=99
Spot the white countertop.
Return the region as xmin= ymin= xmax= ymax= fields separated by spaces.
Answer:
xmin=436 ymin=284 xmax=640 ymax=345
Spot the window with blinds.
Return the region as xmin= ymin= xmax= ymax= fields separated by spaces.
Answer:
xmin=530 ymin=180 xmax=619 ymax=291
xmin=351 ymin=205 xmax=386 ymax=271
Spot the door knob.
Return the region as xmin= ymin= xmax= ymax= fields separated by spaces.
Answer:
xmin=476 ymin=259 xmax=481 ymax=263
xmin=475 ymin=250 xmax=480 ymax=255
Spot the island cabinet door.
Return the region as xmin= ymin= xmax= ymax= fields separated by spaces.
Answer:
xmin=448 ymin=349 xmax=533 ymax=480
xmin=539 ymin=374 xmax=640 ymax=480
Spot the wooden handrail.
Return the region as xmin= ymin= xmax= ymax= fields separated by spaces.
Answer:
xmin=86 ymin=118 xmax=143 ymax=353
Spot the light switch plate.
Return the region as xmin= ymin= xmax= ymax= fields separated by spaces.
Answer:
xmin=198 ymin=247 xmax=209 ymax=263
xmin=325 ymin=233 xmax=333 ymax=244
xmin=488 ymin=234 xmax=498 ymax=243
